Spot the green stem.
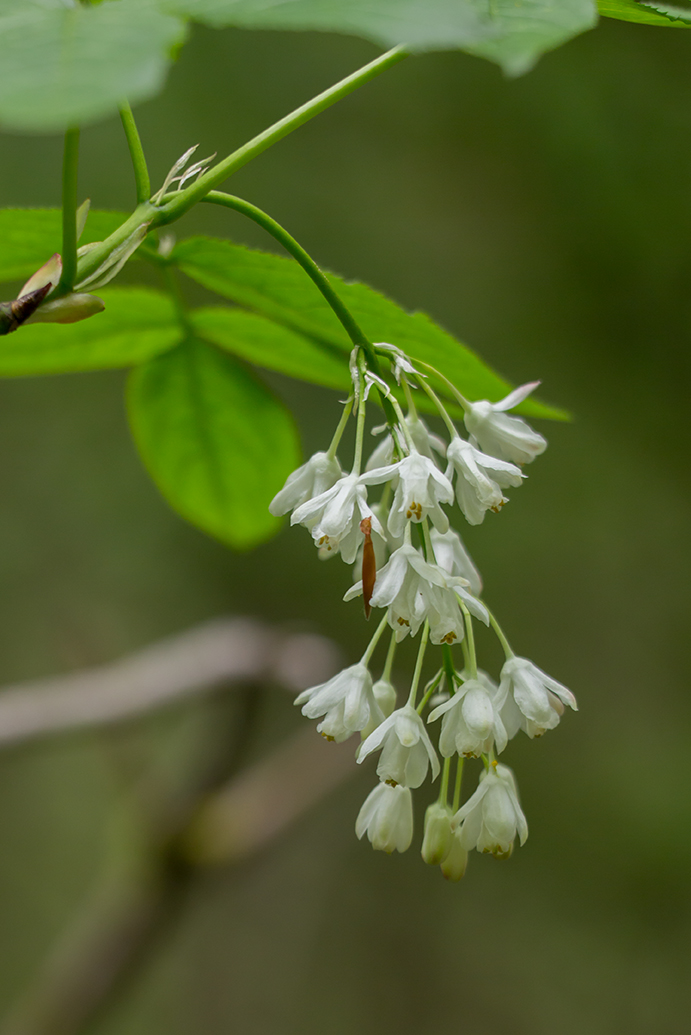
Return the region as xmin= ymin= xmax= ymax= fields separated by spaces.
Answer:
xmin=326 ymin=397 xmax=353 ymax=461
xmin=416 ymin=669 xmax=443 ymax=715
xmin=407 ymin=621 xmax=429 ymax=709
xmin=415 ymin=359 xmax=471 ymax=411
xmin=452 ymin=756 xmax=464 ymax=812
xmin=57 ymin=128 xmax=80 ymax=295
xmin=438 ymin=756 xmax=451 ymax=805
xmin=200 ymin=192 xmax=372 ymax=358
xmin=416 ymin=374 xmax=458 ymax=438
xmin=361 ymin=614 xmax=390 ymax=666
xmin=382 ymin=631 xmax=397 ymax=683
xmin=442 ymin=642 xmax=457 ymax=688
xmin=157 ymin=47 xmax=408 ymax=226
xmin=119 ymin=103 xmax=151 ymax=205
xmin=459 ymin=601 xmax=478 ymax=679
xmin=352 ymin=366 xmax=367 ymax=475
xmin=486 ymin=607 xmax=515 ymax=659
xmin=196 ymin=192 xmax=399 ymax=429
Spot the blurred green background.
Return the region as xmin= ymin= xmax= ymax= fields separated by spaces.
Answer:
xmin=0 ymin=14 xmax=690 ymax=1035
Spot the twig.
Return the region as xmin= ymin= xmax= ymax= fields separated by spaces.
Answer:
xmin=0 ymin=618 xmax=340 ymax=750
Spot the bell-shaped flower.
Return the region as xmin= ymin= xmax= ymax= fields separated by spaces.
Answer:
xmin=498 ymin=656 xmax=577 ymax=739
xmin=347 ymin=543 xmax=444 ymax=641
xmin=421 ymin=802 xmax=454 ymax=865
xmin=440 ymin=827 xmax=469 ymax=881
xmin=464 ymin=383 xmax=547 ymax=466
xmin=358 ymin=703 xmax=440 ymax=788
xmin=429 ymin=525 xmax=483 ymax=597
xmin=454 ymin=763 xmax=528 ymax=859
xmin=365 ymin=415 xmax=446 ymax=472
xmin=446 ymin=436 xmax=524 ymax=526
xmin=363 ymin=451 xmax=453 ymax=537
xmin=356 ymin=781 xmax=414 ymax=854
xmin=295 ymin=662 xmax=381 ymax=743
xmin=269 ymin=451 xmax=342 ymax=517
xmin=426 ymin=579 xmax=488 ymax=646
xmin=291 ymin=473 xmax=382 ymax=564
xmin=428 ymin=677 xmax=508 ymax=757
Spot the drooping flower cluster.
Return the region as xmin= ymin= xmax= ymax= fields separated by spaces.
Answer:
xmin=270 ymin=343 xmax=575 ymax=880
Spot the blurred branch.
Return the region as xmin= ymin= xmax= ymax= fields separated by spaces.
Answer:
xmin=0 ymin=618 xmax=356 ymax=1035
xmin=0 ymin=617 xmax=340 ymax=749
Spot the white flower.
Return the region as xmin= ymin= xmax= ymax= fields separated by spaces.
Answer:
xmin=454 ymin=763 xmax=528 ymax=859
xmin=269 ymin=451 xmax=342 ymax=517
xmin=291 ymin=474 xmax=382 ymax=564
xmin=346 ymin=543 xmax=487 ymax=644
xmin=426 ymin=580 xmax=488 ymax=645
xmin=366 ymin=416 xmax=446 ymax=472
xmin=464 ymin=383 xmax=547 ymax=465
xmin=421 ymin=802 xmax=454 ymax=865
xmin=355 ymin=781 xmax=414 ymax=853
xmin=295 ymin=663 xmax=381 ymax=742
xmin=440 ymin=827 xmax=469 ymax=881
xmin=428 ymin=677 xmax=508 ymax=757
xmin=446 ymin=436 xmax=524 ymax=526
xmin=363 ymin=451 xmax=453 ymax=536
xmin=358 ymin=703 xmax=440 ymax=788
xmin=429 ymin=525 xmax=483 ymax=597
xmin=498 ymin=656 xmax=577 ymax=739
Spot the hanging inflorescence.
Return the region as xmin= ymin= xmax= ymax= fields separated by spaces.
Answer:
xmin=270 ymin=343 xmax=576 ymax=881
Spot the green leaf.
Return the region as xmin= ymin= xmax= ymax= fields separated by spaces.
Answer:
xmin=598 ymin=0 xmax=691 ymax=23
xmin=173 ymin=237 xmax=566 ymax=420
xmin=128 ymin=337 xmax=300 ymax=549
xmin=0 ymin=287 xmax=182 ymax=376
xmin=0 ymin=209 xmax=128 ymax=286
xmin=162 ymin=0 xmax=598 ymax=75
xmin=190 ymin=306 xmax=349 ymax=390
xmin=0 ymin=0 xmax=186 ymax=133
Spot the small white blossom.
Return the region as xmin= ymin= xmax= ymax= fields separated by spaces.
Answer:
xmin=363 ymin=451 xmax=453 ymax=537
xmin=429 ymin=525 xmax=482 ymax=597
xmin=346 ymin=543 xmax=487 ymax=644
xmin=464 ymin=383 xmax=547 ymax=465
xmin=358 ymin=703 xmax=439 ymax=788
xmin=295 ymin=663 xmax=381 ymax=742
xmin=421 ymin=802 xmax=454 ymax=865
xmin=498 ymin=656 xmax=577 ymax=739
xmin=291 ymin=474 xmax=382 ymax=564
xmin=365 ymin=415 xmax=445 ymax=472
xmin=269 ymin=451 xmax=342 ymax=517
xmin=446 ymin=436 xmax=524 ymax=526
xmin=356 ymin=781 xmax=414 ymax=853
xmin=373 ymin=342 xmax=419 ymax=383
xmin=428 ymin=677 xmax=508 ymax=757
xmin=454 ymin=763 xmax=528 ymax=859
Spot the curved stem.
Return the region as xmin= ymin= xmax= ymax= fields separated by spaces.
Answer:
xmin=200 ymin=191 xmax=372 ymax=357
xmin=119 ymin=103 xmax=151 ymax=205
xmin=382 ymin=632 xmax=397 ymax=683
xmin=361 ymin=614 xmax=390 ymax=666
xmin=157 ymin=47 xmax=408 ymax=225
xmin=57 ymin=128 xmax=80 ymax=295
xmin=415 ymin=374 xmax=458 ymax=438
xmin=486 ymin=606 xmax=515 ymax=659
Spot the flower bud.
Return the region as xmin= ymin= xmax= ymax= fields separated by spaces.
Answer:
xmin=421 ymin=802 xmax=453 ymax=866
xmin=26 ymin=293 xmax=105 ymax=325
xmin=440 ymin=828 xmax=469 ymax=882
